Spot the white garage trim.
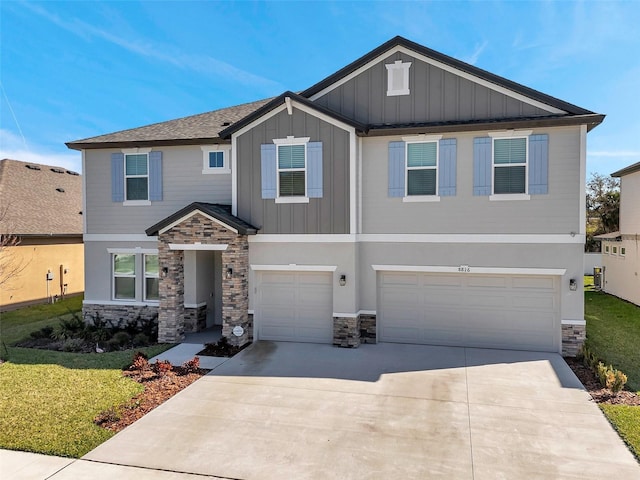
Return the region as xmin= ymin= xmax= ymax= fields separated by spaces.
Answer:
xmin=251 ymin=264 xmax=337 ymax=272
xmin=561 ymin=319 xmax=586 ymax=326
xmin=372 ymin=265 xmax=566 ymax=276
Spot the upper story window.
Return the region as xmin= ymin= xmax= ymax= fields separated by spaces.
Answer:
xmin=125 ymin=154 xmax=149 ymax=201
xmin=493 ymin=137 xmax=527 ymax=195
xmin=278 ymin=144 xmax=306 ymax=197
xmin=201 ymin=146 xmax=231 ymax=174
xmin=406 ymin=141 xmax=438 ymax=196
xmin=386 ymin=60 xmax=411 ymax=96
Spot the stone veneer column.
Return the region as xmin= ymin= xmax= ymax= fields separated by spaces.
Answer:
xmin=333 ymin=316 xmax=361 ymax=348
xmin=221 ymin=236 xmax=250 ymax=347
xmin=158 ymin=243 xmax=185 ymax=343
xmin=561 ymin=323 xmax=586 ymax=357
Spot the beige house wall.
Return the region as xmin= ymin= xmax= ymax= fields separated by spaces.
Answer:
xmin=0 ymin=240 xmax=84 ymax=309
xmin=602 ymin=237 xmax=640 ymax=306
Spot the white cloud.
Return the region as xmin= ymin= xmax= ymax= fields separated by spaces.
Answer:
xmin=462 ymin=40 xmax=489 ymax=66
xmin=0 ymin=129 xmax=81 ymax=173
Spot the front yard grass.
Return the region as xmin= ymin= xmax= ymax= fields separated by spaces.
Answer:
xmin=0 ymin=297 xmax=173 ymax=457
xmin=584 ymin=287 xmax=640 ymax=460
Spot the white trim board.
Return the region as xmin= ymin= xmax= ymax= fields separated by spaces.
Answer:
xmin=84 ymin=234 xmax=157 ymax=242
xmin=83 ymin=300 xmax=159 ymax=307
xmin=308 ymin=45 xmax=566 ymax=115
xmin=561 ymin=319 xmax=586 ymax=326
xmin=107 ymin=247 xmax=158 ymax=254
xmin=251 ymin=264 xmax=338 ymax=272
xmin=168 ymin=243 xmax=228 ymax=251
xmin=184 ymin=302 xmax=207 ymax=309
xmin=248 ymin=233 xmax=585 ymax=244
xmin=371 ymin=265 xmax=567 ymax=276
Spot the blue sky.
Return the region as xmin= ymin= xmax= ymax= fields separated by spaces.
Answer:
xmin=1 ymin=0 xmax=639 ymax=177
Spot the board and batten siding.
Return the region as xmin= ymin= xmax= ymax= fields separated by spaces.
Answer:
xmin=313 ymin=51 xmax=550 ymax=126
xmin=620 ymin=172 xmax=640 ymax=234
xmin=361 ymin=126 xmax=582 ymax=234
xmin=85 ymin=146 xmax=232 ymax=234
xmin=236 ymin=108 xmax=350 ymax=234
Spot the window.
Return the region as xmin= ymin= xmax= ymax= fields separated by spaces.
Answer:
xmin=493 ymin=137 xmax=527 ymax=194
xmin=144 ymin=254 xmax=159 ymax=301
xmin=620 ymin=246 xmax=626 ymax=257
xmin=612 ymin=245 xmax=618 ymax=255
xmin=604 ymin=244 xmax=610 ymax=254
xmin=406 ymin=142 xmax=438 ymax=196
xmin=125 ymin=154 xmax=149 ymax=201
xmin=113 ymin=254 xmax=136 ymax=300
xmin=277 ymin=144 xmax=306 ymax=197
xmin=386 ymin=60 xmax=411 ymax=96
xmin=201 ymin=146 xmax=230 ymax=174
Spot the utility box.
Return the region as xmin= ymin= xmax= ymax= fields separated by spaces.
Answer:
xmin=593 ymin=267 xmax=602 ymax=289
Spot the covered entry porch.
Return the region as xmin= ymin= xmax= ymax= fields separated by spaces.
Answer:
xmin=145 ymin=202 xmax=257 ymax=346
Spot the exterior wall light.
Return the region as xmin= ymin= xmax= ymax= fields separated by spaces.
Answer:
xmin=161 ymin=267 xmax=168 ymax=277
xmin=226 ymin=267 xmax=233 ymax=279
xmin=339 ymin=274 xmax=346 ymax=286
xmin=569 ymin=278 xmax=577 ymax=291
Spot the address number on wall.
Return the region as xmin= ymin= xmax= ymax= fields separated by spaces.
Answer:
xmin=458 ymin=265 xmax=471 ymax=273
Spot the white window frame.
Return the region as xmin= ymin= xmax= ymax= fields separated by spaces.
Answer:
xmin=123 ymin=148 xmax=152 ymax=206
xmin=143 ymin=254 xmax=160 ymax=302
xmin=273 ymin=136 xmax=310 ymax=204
xmin=620 ymin=246 xmax=626 ymax=257
xmin=386 ymin=60 xmax=411 ymax=96
xmin=488 ymin=131 xmax=531 ymax=201
xmin=402 ymin=134 xmax=441 ymax=203
xmin=604 ymin=244 xmax=610 ymax=255
xmin=201 ymin=145 xmax=231 ymax=174
xmin=112 ymin=253 xmax=137 ymax=301
xmin=612 ymin=245 xmax=618 ymax=255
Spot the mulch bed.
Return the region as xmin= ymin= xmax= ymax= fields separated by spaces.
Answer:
xmin=94 ymin=365 xmax=209 ymax=432
xmin=565 ymin=357 xmax=640 ymax=406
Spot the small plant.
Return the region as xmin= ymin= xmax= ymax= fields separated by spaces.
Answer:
xmin=53 ymin=316 xmax=86 ymax=340
xmin=153 ymin=359 xmax=172 ymax=376
xmin=607 ymin=368 xmax=628 ymax=393
xmin=130 ymin=351 xmax=150 ymax=372
xmin=29 ymin=325 xmax=54 ymax=339
xmin=61 ymin=338 xmax=87 ymax=352
xmin=182 ymin=357 xmax=200 ymax=374
xmin=132 ymin=333 xmax=150 ymax=347
xmin=112 ymin=331 xmax=131 ymax=348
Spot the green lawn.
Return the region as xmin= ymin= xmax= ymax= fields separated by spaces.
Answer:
xmin=584 ymin=287 xmax=640 ymax=460
xmin=0 ymin=297 xmax=173 ymax=457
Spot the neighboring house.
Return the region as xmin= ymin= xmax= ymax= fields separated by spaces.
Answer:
xmin=67 ymin=36 xmax=604 ymax=356
xmin=596 ymin=161 xmax=640 ymax=305
xmin=0 ymin=159 xmax=84 ymax=310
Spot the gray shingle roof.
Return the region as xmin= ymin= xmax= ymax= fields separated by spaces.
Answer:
xmin=66 ymin=98 xmax=271 ymax=150
xmin=0 ymin=159 xmax=83 ymax=236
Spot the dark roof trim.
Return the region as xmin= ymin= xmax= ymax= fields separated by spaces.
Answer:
xmin=219 ymin=91 xmax=368 ymax=139
xmin=611 ymin=161 xmax=640 ymax=177
xmin=66 ymin=138 xmax=230 ymax=151
xmin=145 ymin=202 xmax=258 ymax=236
xmin=362 ymin=113 xmax=606 ymax=137
xmin=300 ymin=36 xmax=595 ymax=116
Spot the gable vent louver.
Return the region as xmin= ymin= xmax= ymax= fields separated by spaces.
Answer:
xmin=25 ymin=164 xmax=41 ymax=170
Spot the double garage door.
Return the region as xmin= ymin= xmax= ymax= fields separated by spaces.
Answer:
xmin=255 ymin=271 xmax=333 ymax=343
xmin=378 ymin=272 xmax=560 ymax=352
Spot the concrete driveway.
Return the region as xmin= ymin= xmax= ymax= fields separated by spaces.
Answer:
xmin=82 ymin=342 xmax=639 ymax=479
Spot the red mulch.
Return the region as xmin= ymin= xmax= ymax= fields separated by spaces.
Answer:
xmin=565 ymin=357 xmax=640 ymax=406
xmin=94 ymin=365 xmax=209 ymax=432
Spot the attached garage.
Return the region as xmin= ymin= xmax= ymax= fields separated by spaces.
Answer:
xmin=255 ymin=271 xmax=333 ymax=343
xmin=377 ymin=271 xmax=560 ymax=352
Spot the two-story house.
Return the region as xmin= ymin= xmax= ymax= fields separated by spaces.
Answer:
xmin=67 ymin=36 xmax=604 ymax=356
xmin=597 ymin=161 xmax=640 ymax=306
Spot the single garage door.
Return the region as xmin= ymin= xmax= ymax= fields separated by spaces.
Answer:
xmin=378 ymin=272 xmax=560 ymax=352
xmin=256 ymin=271 xmax=333 ymax=343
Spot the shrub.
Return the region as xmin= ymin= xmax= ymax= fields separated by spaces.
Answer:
xmin=112 ymin=331 xmax=131 ymax=348
xmin=53 ymin=316 xmax=86 ymax=340
xmin=132 ymin=333 xmax=150 ymax=347
xmin=182 ymin=357 xmax=200 ymax=374
xmin=608 ymin=369 xmax=628 ymax=393
xmin=153 ymin=359 xmax=172 ymax=376
xmin=29 ymin=326 xmax=54 ymax=339
xmin=62 ymin=338 xmax=86 ymax=352
xmin=130 ymin=352 xmax=150 ymax=371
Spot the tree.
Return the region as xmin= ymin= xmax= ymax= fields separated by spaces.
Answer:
xmin=0 ymin=205 xmax=28 ymax=289
xmin=585 ymin=173 xmax=620 ymax=252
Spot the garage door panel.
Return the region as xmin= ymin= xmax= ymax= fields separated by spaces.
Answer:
xmin=380 ymin=273 xmax=419 ymax=286
xmin=257 ymin=272 xmax=332 ymax=344
xmin=379 ymin=272 xmax=560 ymax=352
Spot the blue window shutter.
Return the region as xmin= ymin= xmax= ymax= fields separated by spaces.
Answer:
xmin=529 ymin=134 xmax=549 ymax=195
xmin=388 ymin=141 xmax=406 ymax=197
xmin=473 ymin=137 xmax=492 ymax=196
xmin=307 ymin=141 xmax=323 ymax=198
xmin=111 ymin=153 xmax=124 ymax=202
xmin=261 ymin=144 xmax=277 ymax=199
xmin=438 ymin=139 xmax=457 ymax=196
xmin=149 ymin=151 xmax=163 ymax=201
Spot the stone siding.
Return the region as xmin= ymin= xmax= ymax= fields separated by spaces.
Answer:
xmin=359 ymin=314 xmax=377 ymax=344
xmin=83 ymin=304 xmax=159 ymax=328
xmin=184 ymin=304 xmax=207 ymax=332
xmin=561 ymin=323 xmax=586 ymax=357
xmin=158 ymin=213 xmax=251 ymax=346
xmin=333 ymin=316 xmax=361 ymax=348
